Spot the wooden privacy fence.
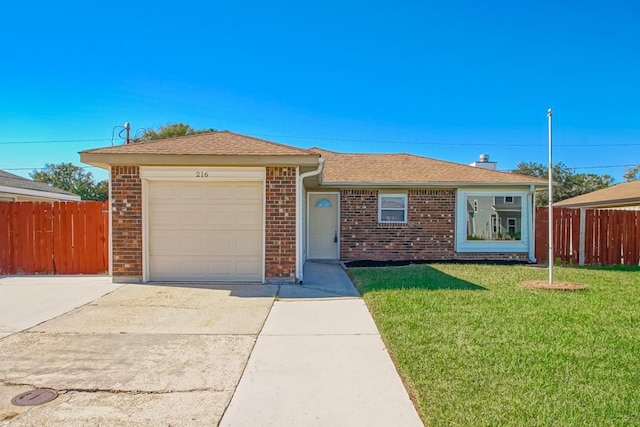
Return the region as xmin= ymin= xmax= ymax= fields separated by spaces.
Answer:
xmin=535 ymin=207 xmax=640 ymax=266
xmin=0 ymin=201 xmax=109 ymax=275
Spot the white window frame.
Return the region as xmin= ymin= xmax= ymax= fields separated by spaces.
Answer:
xmin=378 ymin=193 xmax=408 ymax=224
xmin=505 ymin=196 xmax=514 ymax=204
xmin=456 ymin=189 xmax=530 ymax=253
xmin=507 ymin=218 xmax=517 ymax=233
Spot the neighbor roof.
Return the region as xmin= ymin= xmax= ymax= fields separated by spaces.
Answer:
xmin=0 ymin=170 xmax=78 ymax=196
xmin=311 ymin=148 xmax=546 ymax=186
xmin=82 ymin=131 xmax=317 ymax=157
xmin=555 ymin=180 xmax=640 ymax=208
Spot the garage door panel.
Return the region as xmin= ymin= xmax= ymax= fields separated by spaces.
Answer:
xmin=206 ymin=185 xmax=233 ymax=200
xmin=206 ymin=210 xmax=236 ymax=226
xmin=235 ymin=233 xmax=262 ymax=252
xmin=149 ymin=256 xmax=262 ymax=282
xmin=150 ymin=183 xmax=208 ymax=200
xmin=234 ymin=210 xmax=262 ymax=226
xmin=236 ymin=261 xmax=261 ymax=276
xmin=236 ymin=184 xmax=263 ymax=201
xmin=148 ymin=180 xmax=263 ymax=282
xmin=152 ymin=208 xmax=207 ymax=226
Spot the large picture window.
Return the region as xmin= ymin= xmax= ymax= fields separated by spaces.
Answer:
xmin=379 ymin=194 xmax=408 ymax=223
xmin=466 ymin=195 xmax=522 ymax=241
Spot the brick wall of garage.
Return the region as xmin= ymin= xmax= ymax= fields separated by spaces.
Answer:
xmin=339 ymin=188 xmax=528 ymax=262
xmin=110 ymin=165 xmax=298 ymax=283
xmin=265 ymin=167 xmax=297 ymax=282
xmin=111 ymin=165 xmax=143 ymax=280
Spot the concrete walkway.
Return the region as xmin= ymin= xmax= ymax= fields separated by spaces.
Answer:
xmin=221 ymin=262 xmax=423 ymax=426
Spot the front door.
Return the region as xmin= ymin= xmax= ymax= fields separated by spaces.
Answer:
xmin=308 ymin=193 xmax=339 ymax=259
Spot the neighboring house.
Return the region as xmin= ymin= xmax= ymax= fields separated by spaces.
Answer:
xmin=0 ymin=170 xmax=81 ymax=202
xmin=80 ymin=131 xmax=546 ymax=284
xmin=555 ymin=180 xmax=640 ymax=210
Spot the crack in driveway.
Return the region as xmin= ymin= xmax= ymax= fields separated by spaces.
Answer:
xmin=2 ymin=380 xmax=225 ymax=395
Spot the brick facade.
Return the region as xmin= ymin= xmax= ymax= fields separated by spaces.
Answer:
xmin=340 ymin=189 xmax=456 ymax=261
xmin=339 ymin=188 xmax=530 ymax=262
xmin=264 ymin=167 xmax=297 ymax=282
xmin=111 ymin=166 xmax=143 ymax=281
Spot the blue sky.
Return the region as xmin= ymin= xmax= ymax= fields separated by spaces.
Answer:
xmin=1 ymin=0 xmax=638 ymax=183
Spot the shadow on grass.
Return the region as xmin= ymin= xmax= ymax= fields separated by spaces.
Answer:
xmin=348 ymin=264 xmax=486 ymax=294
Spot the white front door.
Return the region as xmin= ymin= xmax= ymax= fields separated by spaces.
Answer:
xmin=308 ymin=193 xmax=339 ymax=260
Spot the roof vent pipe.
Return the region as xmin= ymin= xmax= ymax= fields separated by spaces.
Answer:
xmin=479 ymin=154 xmax=489 ymax=163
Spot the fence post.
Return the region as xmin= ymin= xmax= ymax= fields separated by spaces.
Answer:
xmin=579 ymin=208 xmax=586 ymax=266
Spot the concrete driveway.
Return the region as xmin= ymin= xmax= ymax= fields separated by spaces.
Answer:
xmin=0 ymin=280 xmax=277 ymax=426
xmin=0 ymin=276 xmax=121 ymax=339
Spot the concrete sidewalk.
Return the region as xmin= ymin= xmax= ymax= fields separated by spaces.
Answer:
xmin=221 ymin=264 xmax=423 ymax=426
xmin=0 ymin=276 xmax=120 ymax=339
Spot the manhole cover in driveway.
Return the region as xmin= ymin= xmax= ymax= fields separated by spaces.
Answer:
xmin=11 ymin=389 xmax=58 ymax=406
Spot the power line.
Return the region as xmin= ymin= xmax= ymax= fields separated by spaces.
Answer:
xmin=1 ymin=166 xmax=104 ymax=171
xmin=247 ymin=133 xmax=640 ymax=148
xmin=0 ymin=138 xmax=112 ymax=145
xmin=0 ymin=133 xmax=638 ymax=148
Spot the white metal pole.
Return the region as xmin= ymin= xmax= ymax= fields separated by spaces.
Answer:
xmin=547 ymin=108 xmax=554 ymax=284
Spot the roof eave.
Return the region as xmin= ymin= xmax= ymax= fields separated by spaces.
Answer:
xmin=80 ymin=153 xmax=320 ymax=169
xmin=555 ymin=197 xmax=640 ymax=208
xmin=0 ymin=185 xmax=81 ymax=201
xmin=319 ymin=181 xmax=547 ymax=188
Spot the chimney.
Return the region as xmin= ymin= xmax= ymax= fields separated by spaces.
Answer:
xmin=469 ymin=154 xmax=497 ymax=170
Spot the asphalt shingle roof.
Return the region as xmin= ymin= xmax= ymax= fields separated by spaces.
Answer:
xmin=81 ymin=131 xmax=319 ymax=157
xmin=0 ymin=170 xmax=77 ymax=196
xmin=555 ymin=180 xmax=640 ymax=207
xmin=311 ymin=148 xmax=546 ymax=185
xmin=81 ymin=131 xmax=546 ymax=185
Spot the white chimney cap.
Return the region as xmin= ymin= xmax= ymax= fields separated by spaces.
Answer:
xmin=479 ymin=154 xmax=489 ymax=162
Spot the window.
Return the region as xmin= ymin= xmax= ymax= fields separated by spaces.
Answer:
xmin=457 ymin=190 xmax=529 ymax=253
xmin=379 ymin=194 xmax=407 ymax=223
xmin=315 ymin=198 xmax=333 ymax=208
xmin=465 ymin=194 xmax=522 ymax=241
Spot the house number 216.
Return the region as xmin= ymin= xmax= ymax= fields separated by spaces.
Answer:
xmin=195 ymin=172 xmax=209 ymax=177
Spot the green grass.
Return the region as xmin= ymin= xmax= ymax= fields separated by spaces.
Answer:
xmin=349 ymin=264 xmax=640 ymax=427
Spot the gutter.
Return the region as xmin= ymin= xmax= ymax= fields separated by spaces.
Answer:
xmin=296 ymin=158 xmax=325 ymax=283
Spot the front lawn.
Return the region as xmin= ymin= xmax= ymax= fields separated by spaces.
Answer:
xmin=349 ymin=264 xmax=640 ymax=427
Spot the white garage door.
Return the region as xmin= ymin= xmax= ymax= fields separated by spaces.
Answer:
xmin=148 ymin=181 xmax=263 ymax=282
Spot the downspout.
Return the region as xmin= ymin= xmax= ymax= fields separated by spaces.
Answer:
xmin=296 ymin=158 xmax=325 ymax=283
xmin=529 ymin=184 xmax=536 ymax=263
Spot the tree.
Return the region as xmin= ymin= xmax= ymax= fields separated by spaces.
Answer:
xmin=138 ymin=123 xmax=215 ymax=141
xmin=31 ymin=163 xmax=108 ymax=201
xmin=512 ymin=161 xmax=614 ymax=206
xmin=623 ymin=164 xmax=640 ymax=182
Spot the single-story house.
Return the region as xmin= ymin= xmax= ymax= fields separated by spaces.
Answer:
xmin=0 ymin=170 xmax=81 ymax=202
xmin=555 ymin=180 xmax=640 ymax=210
xmin=80 ymin=131 xmax=546 ymax=284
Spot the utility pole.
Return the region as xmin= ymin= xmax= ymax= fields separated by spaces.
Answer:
xmin=124 ymin=122 xmax=131 ymax=144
